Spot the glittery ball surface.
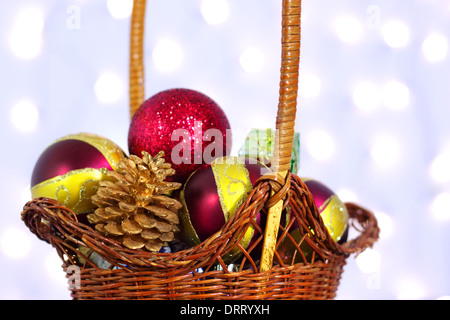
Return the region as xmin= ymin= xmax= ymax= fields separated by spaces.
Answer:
xmin=128 ymin=88 xmax=232 ymax=183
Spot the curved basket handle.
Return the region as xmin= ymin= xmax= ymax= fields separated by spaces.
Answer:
xmin=128 ymin=0 xmax=300 ymax=169
xmin=129 ymin=0 xmax=146 ymax=119
xmin=21 ymin=198 xmax=155 ymax=269
xmin=20 ymin=198 xmax=131 ymax=269
xmin=129 ymin=0 xmax=302 ymax=272
xmin=340 ymin=203 xmax=380 ymax=255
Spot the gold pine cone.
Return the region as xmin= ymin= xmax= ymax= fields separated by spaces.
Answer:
xmin=87 ymin=151 xmax=182 ymax=252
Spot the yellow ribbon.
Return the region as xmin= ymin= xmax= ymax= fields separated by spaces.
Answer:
xmin=211 ymin=156 xmax=255 ymax=263
xmin=180 ymin=157 xmax=258 ymax=263
xmin=301 ymin=177 xmax=349 ymax=242
xmin=54 ymin=132 xmax=124 ymax=170
xmin=31 ymin=167 xmax=113 ymax=214
xmin=318 ymin=195 xmax=349 ymax=242
xmin=30 ymin=132 xmax=126 ymax=214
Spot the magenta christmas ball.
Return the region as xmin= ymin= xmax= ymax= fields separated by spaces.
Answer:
xmin=277 ymin=177 xmax=349 ymax=264
xmin=302 ymin=178 xmax=349 ymax=242
xmin=128 ymin=88 xmax=232 ymax=183
xmin=30 ymin=133 xmax=125 ymax=215
xmin=180 ymin=156 xmax=269 ymax=262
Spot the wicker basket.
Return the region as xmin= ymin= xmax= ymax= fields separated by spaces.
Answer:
xmin=21 ymin=0 xmax=379 ymax=300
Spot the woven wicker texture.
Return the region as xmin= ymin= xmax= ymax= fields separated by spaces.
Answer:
xmin=22 ymin=176 xmax=378 ymax=299
xmin=129 ymin=0 xmax=146 ymax=119
xmin=21 ymin=0 xmax=380 ymax=300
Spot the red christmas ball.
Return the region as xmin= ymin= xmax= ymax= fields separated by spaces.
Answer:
xmin=128 ymin=88 xmax=232 ymax=183
xmin=302 ymin=178 xmax=349 ymax=242
xmin=30 ymin=133 xmax=125 ymax=215
xmin=32 ymin=137 xmax=116 ymax=187
xmin=277 ymin=178 xmax=349 ymax=264
xmin=180 ymin=156 xmax=269 ymax=262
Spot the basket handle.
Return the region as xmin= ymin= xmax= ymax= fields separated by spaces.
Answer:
xmin=272 ymin=0 xmax=301 ymax=173
xmin=259 ymin=0 xmax=301 ymax=272
xmin=129 ymin=0 xmax=302 ymax=272
xmin=129 ymin=1 xmax=301 ymax=164
xmin=129 ymin=0 xmax=146 ymax=119
xmin=340 ymin=202 xmax=380 ymax=255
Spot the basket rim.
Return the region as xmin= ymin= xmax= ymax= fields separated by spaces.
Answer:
xmin=21 ymin=173 xmax=379 ymax=274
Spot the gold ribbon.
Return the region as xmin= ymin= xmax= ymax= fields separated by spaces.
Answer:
xmin=212 ymin=157 xmax=252 ymax=221
xmin=30 ymin=133 xmax=126 ymax=214
xmin=318 ymin=195 xmax=349 ymax=242
xmin=212 ymin=156 xmax=255 ymax=262
xmin=31 ymin=167 xmax=113 ymax=214
xmin=54 ymin=132 xmax=124 ymax=170
xmin=180 ymin=157 xmax=258 ymax=263
xmin=302 ymin=177 xmax=349 ymax=242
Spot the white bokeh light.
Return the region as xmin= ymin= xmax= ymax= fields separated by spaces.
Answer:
xmin=430 ymin=192 xmax=450 ymax=221
xmin=299 ymin=73 xmax=321 ymax=98
xmin=370 ymin=134 xmax=401 ymax=168
xmin=94 ymin=72 xmax=125 ymax=104
xmin=397 ymin=278 xmax=426 ymax=300
xmin=201 ymin=0 xmax=230 ymax=25
xmin=21 ymin=185 xmax=31 ymax=203
xmin=45 ymin=252 xmax=68 ymax=285
xmin=239 ymin=47 xmax=265 ymax=73
xmin=10 ymin=100 xmax=39 ymax=132
xmin=374 ymin=211 xmax=394 ymax=239
xmin=352 ymin=81 xmax=380 ymax=112
xmin=430 ymin=148 xmax=450 ymax=184
xmin=152 ymin=38 xmax=183 ymax=73
xmin=337 ymin=188 xmax=358 ymax=203
xmin=422 ymin=33 xmax=448 ymax=62
xmin=356 ymin=248 xmax=381 ymax=274
xmin=333 ymin=15 xmax=364 ymax=43
xmin=381 ymin=20 xmax=410 ymax=48
xmin=0 ymin=227 xmax=32 ymax=260
xmin=381 ymin=80 xmax=410 ymax=110
xmin=306 ymin=129 xmax=336 ymax=161
xmin=107 ymin=0 xmax=133 ymax=19
xmin=9 ymin=7 xmax=45 ymax=59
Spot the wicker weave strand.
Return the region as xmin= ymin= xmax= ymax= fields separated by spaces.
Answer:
xmin=129 ymin=0 xmax=146 ymax=119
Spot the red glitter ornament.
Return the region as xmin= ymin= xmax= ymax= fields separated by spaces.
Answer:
xmin=128 ymin=88 xmax=232 ymax=183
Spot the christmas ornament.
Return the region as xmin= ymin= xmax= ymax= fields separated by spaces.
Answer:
xmin=277 ymin=178 xmax=349 ymax=264
xmin=238 ymin=128 xmax=300 ymax=173
xmin=128 ymin=88 xmax=232 ymax=183
xmin=30 ymin=133 xmax=125 ymax=215
xmin=87 ymin=151 xmax=182 ymax=252
xmin=302 ymin=178 xmax=349 ymax=242
xmin=180 ymin=156 xmax=269 ymax=262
